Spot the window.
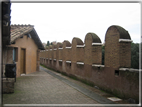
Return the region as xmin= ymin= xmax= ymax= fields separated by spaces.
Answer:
xmin=115 ymin=70 xmax=119 ymax=76
xmin=13 ymin=47 xmax=18 ymax=62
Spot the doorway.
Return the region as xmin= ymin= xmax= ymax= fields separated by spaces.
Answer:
xmin=20 ymin=48 xmax=26 ymax=74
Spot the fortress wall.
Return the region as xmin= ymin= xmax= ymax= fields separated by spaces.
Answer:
xmin=63 ymin=40 xmax=72 ymax=74
xmin=39 ymin=25 xmax=139 ymax=102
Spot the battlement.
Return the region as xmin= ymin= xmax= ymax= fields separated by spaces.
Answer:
xmin=39 ymin=25 xmax=138 ymax=102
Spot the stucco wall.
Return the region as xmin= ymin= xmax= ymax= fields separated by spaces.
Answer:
xmin=5 ymin=35 xmax=39 ymax=77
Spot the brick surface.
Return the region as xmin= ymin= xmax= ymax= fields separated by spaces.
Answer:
xmin=2 ymin=67 xmax=99 ymax=104
xmin=105 ymin=25 xmax=131 ymax=69
xmin=38 ymin=25 xmax=137 ymax=104
xmin=2 ymin=78 xmax=15 ymax=93
xmin=84 ymin=33 xmax=102 ymax=65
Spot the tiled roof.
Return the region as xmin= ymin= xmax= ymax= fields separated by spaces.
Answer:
xmin=10 ymin=24 xmax=45 ymax=50
xmin=11 ymin=24 xmax=34 ymax=43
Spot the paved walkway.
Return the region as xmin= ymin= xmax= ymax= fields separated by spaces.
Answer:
xmin=2 ymin=66 xmax=133 ymax=107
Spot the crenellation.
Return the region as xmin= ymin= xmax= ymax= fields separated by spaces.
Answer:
xmin=57 ymin=42 xmax=63 ymax=60
xmin=72 ymin=37 xmax=84 ymax=63
xmin=105 ymin=25 xmax=131 ymax=69
xmin=85 ymin=33 xmax=102 ymax=65
xmin=39 ymin=25 xmax=138 ymax=102
xmin=63 ymin=40 xmax=72 ymax=61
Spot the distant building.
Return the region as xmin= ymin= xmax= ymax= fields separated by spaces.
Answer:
xmin=52 ymin=41 xmax=57 ymax=45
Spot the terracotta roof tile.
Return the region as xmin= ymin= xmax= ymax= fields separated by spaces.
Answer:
xmin=10 ymin=24 xmax=45 ymax=50
xmin=11 ymin=24 xmax=34 ymax=43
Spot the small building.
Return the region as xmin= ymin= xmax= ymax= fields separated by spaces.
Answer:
xmin=2 ymin=24 xmax=45 ymax=77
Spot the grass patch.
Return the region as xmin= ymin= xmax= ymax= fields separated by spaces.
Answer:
xmin=61 ymin=72 xmax=68 ymax=76
xmin=81 ymin=79 xmax=94 ymax=87
xmin=40 ymin=64 xmax=46 ymax=68
xmin=56 ymin=70 xmax=61 ymax=73
xmin=14 ymin=89 xmax=22 ymax=94
xmin=68 ymin=74 xmax=78 ymax=81
xmin=68 ymin=74 xmax=94 ymax=87
xmin=40 ymin=64 xmax=55 ymax=71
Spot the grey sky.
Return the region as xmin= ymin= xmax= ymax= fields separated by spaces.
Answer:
xmin=11 ymin=2 xmax=141 ymax=44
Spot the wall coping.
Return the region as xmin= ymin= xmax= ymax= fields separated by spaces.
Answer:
xmin=76 ymin=44 xmax=85 ymax=48
xmin=66 ymin=61 xmax=71 ymax=63
xmin=92 ymin=64 xmax=105 ymax=67
xmin=92 ymin=43 xmax=103 ymax=46
xmin=59 ymin=48 xmax=63 ymax=50
xmin=58 ymin=60 xmax=62 ymax=62
xmin=76 ymin=62 xmax=84 ymax=65
xmin=66 ymin=47 xmax=72 ymax=49
xmin=119 ymin=68 xmax=140 ymax=72
xmin=119 ymin=39 xmax=133 ymax=43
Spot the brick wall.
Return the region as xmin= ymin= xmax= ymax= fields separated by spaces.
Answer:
xmin=119 ymin=42 xmax=131 ymax=67
xmin=63 ymin=40 xmax=71 ymax=61
xmin=105 ymin=26 xmax=131 ymax=69
xmin=39 ymin=25 xmax=139 ymax=102
xmin=72 ymin=37 xmax=84 ymax=63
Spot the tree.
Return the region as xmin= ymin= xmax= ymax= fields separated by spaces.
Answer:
xmin=47 ymin=41 xmax=50 ymax=46
xmin=102 ymin=42 xmax=140 ymax=69
xmin=131 ymin=42 xmax=139 ymax=69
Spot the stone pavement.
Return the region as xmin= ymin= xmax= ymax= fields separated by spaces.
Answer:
xmin=2 ymin=66 xmax=135 ymax=107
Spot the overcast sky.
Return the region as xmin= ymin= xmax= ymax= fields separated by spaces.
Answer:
xmin=11 ymin=2 xmax=141 ymax=44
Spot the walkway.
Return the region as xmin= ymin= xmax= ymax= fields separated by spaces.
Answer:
xmin=2 ymin=66 xmax=132 ymax=106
